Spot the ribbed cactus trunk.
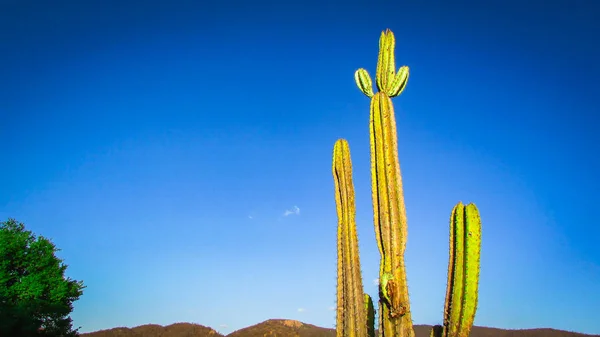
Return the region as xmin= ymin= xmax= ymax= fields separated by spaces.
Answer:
xmin=355 ymin=29 xmax=413 ymax=337
xmin=370 ymin=91 xmax=413 ymax=337
xmin=333 ymin=139 xmax=371 ymax=337
xmin=434 ymin=202 xmax=481 ymax=337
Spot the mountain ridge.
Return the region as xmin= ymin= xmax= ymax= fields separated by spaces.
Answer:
xmin=81 ymin=319 xmax=600 ymax=337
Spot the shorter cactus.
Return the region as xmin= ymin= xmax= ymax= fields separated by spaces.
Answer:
xmin=432 ymin=202 xmax=482 ymax=337
xmin=333 ymin=139 xmax=371 ymax=337
xmin=365 ymin=294 xmax=375 ymax=337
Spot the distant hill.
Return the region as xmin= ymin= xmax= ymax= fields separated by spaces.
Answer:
xmin=81 ymin=319 xmax=599 ymax=337
xmin=414 ymin=325 xmax=598 ymax=337
xmin=227 ymin=319 xmax=334 ymax=337
xmin=82 ymin=322 xmax=223 ymax=337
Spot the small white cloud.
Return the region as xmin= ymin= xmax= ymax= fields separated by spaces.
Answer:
xmin=373 ymin=278 xmax=379 ymax=286
xmin=248 ymin=215 xmax=253 ymax=219
xmin=284 ymin=206 xmax=300 ymax=216
xmin=219 ymin=324 xmax=228 ymax=328
xmin=297 ymin=308 xmax=305 ymax=312
xmin=328 ymin=306 xmax=335 ymax=311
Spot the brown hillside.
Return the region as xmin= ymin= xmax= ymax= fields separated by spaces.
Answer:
xmin=81 ymin=321 xmax=599 ymax=337
xmin=413 ymin=325 xmax=599 ymax=337
xmin=226 ymin=319 xmax=334 ymax=337
xmin=82 ymin=322 xmax=222 ymax=337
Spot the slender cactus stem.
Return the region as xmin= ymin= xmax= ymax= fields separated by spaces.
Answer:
xmin=334 ymin=139 xmax=369 ymax=337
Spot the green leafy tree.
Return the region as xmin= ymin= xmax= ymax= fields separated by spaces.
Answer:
xmin=0 ymin=218 xmax=85 ymax=337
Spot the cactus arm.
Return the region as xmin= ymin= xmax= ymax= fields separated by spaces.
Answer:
xmin=374 ymin=29 xmax=410 ymax=97
xmin=376 ymin=30 xmax=396 ymax=93
xmin=388 ymin=65 xmax=409 ymax=98
xmin=355 ymin=68 xmax=375 ymax=98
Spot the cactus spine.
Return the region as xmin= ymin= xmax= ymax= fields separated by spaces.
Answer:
xmin=333 ymin=139 xmax=371 ymax=337
xmin=354 ymin=29 xmax=413 ymax=337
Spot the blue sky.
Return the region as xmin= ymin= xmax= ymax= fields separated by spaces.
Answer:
xmin=1 ymin=0 xmax=599 ymax=335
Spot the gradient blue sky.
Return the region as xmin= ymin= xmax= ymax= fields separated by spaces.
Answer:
xmin=1 ymin=0 xmax=599 ymax=335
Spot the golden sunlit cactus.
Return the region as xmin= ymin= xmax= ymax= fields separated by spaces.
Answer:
xmin=333 ymin=139 xmax=371 ymax=337
xmin=431 ymin=202 xmax=482 ymax=337
xmin=333 ymin=28 xmax=482 ymax=337
xmin=354 ymin=29 xmax=413 ymax=337
xmin=355 ymin=30 xmax=409 ymax=99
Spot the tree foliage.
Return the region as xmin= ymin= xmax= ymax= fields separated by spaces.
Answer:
xmin=0 ymin=218 xmax=85 ymax=337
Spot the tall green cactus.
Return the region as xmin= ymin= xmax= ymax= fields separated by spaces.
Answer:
xmin=333 ymin=29 xmax=482 ymax=337
xmin=355 ymin=29 xmax=413 ymax=337
xmin=434 ymin=202 xmax=482 ymax=337
xmin=333 ymin=139 xmax=372 ymax=337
